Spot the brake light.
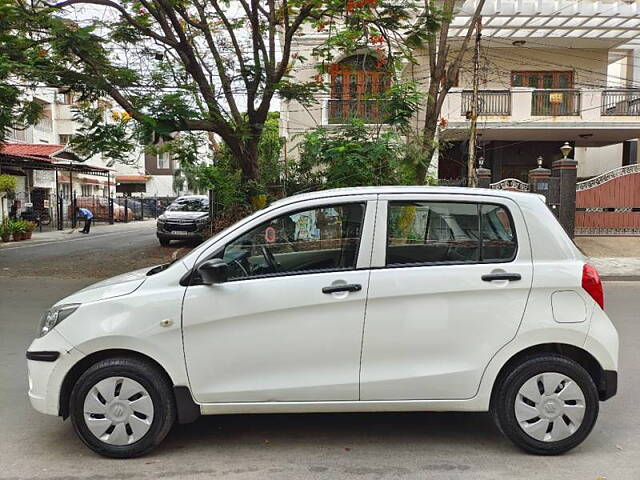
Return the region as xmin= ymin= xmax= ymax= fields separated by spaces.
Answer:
xmin=582 ymin=264 xmax=604 ymax=310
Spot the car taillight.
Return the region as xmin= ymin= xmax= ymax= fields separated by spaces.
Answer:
xmin=582 ymin=264 xmax=604 ymax=310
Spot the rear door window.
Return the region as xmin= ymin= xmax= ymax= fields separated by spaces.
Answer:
xmin=386 ymin=202 xmax=516 ymax=266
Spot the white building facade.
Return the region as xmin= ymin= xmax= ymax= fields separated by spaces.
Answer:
xmin=5 ymin=86 xmax=185 ymax=198
xmin=280 ymin=0 xmax=640 ymax=182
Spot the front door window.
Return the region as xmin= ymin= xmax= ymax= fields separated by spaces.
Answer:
xmin=221 ymin=203 xmax=365 ymax=280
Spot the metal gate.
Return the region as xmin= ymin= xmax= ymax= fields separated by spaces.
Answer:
xmin=575 ymin=164 xmax=640 ymax=235
xmin=490 ymin=178 xmax=531 ymax=192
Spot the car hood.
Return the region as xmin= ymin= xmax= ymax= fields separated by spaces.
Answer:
xmin=56 ymin=267 xmax=150 ymax=305
xmin=161 ymin=211 xmax=208 ymax=220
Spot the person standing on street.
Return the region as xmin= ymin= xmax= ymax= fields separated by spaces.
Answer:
xmin=75 ymin=207 xmax=94 ymax=234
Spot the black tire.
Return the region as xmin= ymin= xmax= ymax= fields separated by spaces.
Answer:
xmin=69 ymin=356 xmax=175 ymax=458
xmin=158 ymin=237 xmax=171 ymax=247
xmin=492 ymin=354 xmax=599 ymax=455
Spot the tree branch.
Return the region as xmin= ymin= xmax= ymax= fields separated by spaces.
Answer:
xmin=47 ymin=0 xmax=178 ymax=47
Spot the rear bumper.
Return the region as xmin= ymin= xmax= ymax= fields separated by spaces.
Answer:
xmin=600 ymin=370 xmax=618 ymax=401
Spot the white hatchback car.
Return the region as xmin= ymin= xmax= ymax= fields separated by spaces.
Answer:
xmin=27 ymin=187 xmax=618 ymax=458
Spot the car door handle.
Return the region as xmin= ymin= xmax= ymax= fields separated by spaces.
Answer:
xmin=481 ymin=273 xmax=521 ymax=282
xmin=322 ymin=284 xmax=362 ymax=294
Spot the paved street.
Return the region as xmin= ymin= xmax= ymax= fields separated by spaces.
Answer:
xmin=0 ymin=221 xmax=189 ymax=279
xmin=1 ymin=230 xmax=639 ymax=479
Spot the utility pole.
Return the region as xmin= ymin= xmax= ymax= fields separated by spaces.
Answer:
xmin=467 ymin=16 xmax=482 ymax=188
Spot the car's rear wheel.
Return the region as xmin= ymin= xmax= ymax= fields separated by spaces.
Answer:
xmin=69 ymin=357 xmax=175 ymax=458
xmin=492 ymin=355 xmax=599 ymax=455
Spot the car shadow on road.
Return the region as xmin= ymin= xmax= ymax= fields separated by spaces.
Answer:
xmin=160 ymin=411 xmax=509 ymax=454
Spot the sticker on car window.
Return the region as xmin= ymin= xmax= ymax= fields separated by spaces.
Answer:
xmin=264 ymin=226 xmax=276 ymax=243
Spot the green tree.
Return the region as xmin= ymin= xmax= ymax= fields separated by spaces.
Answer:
xmin=0 ymin=0 xmax=427 ymax=185
xmin=294 ymin=119 xmax=411 ymax=191
xmin=412 ymin=0 xmax=486 ymax=184
xmin=172 ymin=112 xmax=283 ymax=205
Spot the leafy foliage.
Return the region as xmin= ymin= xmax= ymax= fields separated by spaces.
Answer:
xmin=171 ymin=113 xmax=284 ymax=207
xmin=294 ymin=119 xmax=411 ymax=191
xmin=0 ymin=173 xmax=17 ymax=193
xmin=0 ymin=0 xmax=431 ymax=186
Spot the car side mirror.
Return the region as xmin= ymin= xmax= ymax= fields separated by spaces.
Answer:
xmin=197 ymin=258 xmax=228 ymax=285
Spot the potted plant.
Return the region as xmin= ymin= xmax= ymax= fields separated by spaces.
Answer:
xmin=0 ymin=222 xmax=10 ymax=242
xmin=24 ymin=221 xmax=36 ymax=239
xmin=10 ymin=219 xmax=27 ymax=241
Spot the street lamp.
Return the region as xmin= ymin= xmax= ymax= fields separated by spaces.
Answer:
xmin=537 ymin=156 xmax=543 ymax=168
xmin=560 ymin=142 xmax=573 ymax=159
xmin=478 ymin=156 xmax=484 ymax=168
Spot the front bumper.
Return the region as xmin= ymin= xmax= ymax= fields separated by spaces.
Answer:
xmin=157 ymin=222 xmax=208 ymax=240
xmin=157 ymin=231 xmax=205 ymax=241
xmin=27 ymin=330 xmax=84 ymax=416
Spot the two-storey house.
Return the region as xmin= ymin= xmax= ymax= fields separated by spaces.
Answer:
xmin=280 ymin=0 xmax=640 ymax=183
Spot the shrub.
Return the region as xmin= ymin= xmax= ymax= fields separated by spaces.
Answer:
xmin=293 ymin=119 xmax=412 ymax=192
xmin=9 ymin=219 xmax=27 ymax=233
xmin=0 ymin=174 xmax=17 ymax=193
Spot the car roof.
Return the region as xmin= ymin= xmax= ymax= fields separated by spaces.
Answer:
xmin=270 ymin=186 xmax=543 ymax=207
xmin=174 ymin=195 xmax=208 ymax=201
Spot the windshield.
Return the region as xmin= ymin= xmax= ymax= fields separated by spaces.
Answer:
xmin=167 ymin=198 xmax=208 ymax=212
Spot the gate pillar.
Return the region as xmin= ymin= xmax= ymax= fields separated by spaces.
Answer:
xmin=475 ymin=159 xmax=492 ymax=189
xmin=552 ymin=158 xmax=578 ymax=238
xmin=528 ymin=157 xmax=552 ymax=201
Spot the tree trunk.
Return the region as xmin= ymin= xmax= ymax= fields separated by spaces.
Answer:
xmin=416 ymin=119 xmax=438 ymax=185
xmin=226 ymin=137 xmax=260 ymax=184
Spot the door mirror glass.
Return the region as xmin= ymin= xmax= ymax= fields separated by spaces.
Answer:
xmin=197 ymin=258 xmax=228 ymax=284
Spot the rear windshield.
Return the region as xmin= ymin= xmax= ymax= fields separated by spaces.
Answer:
xmin=167 ymin=198 xmax=209 ymax=212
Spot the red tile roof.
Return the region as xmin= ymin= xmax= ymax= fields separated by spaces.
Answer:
xmin=116 ymin=175 xmax=149 ymax=183
xmin=1 ymin=143 xmax=66 ymax=158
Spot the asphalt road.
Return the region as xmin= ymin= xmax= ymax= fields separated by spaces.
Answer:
xmin=1 ymin=233 xmax=639 ymax=479
xmin=0 ymin=221 xmax=189 ymax=279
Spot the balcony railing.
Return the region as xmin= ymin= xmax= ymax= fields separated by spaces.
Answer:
xmin=34 ymin=117 xmax=53 ymax=132
xmin=461 ymin=90 xmax=511 ymax=116
xmin=601 ymin=90 xmax=640 ymax=116
xmin=328 ymin=99 xmax=384 ymax=124
xmin=531 ymin=89 xmax=581 ymax=116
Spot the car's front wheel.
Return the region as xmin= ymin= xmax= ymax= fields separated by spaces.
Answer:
xmin=493 ymin=354 xmax=599 ymax=455
xmin=158 ymin=237 xmax=171 ymax=247
xmin=69 ymin=356 xmax=175 ymax=458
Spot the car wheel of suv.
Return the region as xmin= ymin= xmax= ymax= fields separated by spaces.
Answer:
xmin=493 ymin=354 xmax=599 ymax=455
xmin=158 ymin=237 xmax=171 ymax=247
xmin=69 ymin=356 xmax=175 ymax=458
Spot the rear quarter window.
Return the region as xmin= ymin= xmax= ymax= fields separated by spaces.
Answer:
xmin=386 ymin=201 xmax=517 ymax=266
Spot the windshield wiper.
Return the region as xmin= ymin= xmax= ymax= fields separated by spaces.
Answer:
xmin=146 ymin=259 xmax=178 ymax=276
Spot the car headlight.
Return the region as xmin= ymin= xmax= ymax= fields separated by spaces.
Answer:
xmin=38 ymin=303 xmax=80 ymax=337
xmin=196 ymin=216 xmax=209 ymax=224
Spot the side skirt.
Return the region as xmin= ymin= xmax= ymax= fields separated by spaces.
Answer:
xmin=199 ymin=398 xmax=487 ymax=416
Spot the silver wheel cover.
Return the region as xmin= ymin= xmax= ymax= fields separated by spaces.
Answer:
xmin=83 ymin=377 xmax=155 ymax=446
xmin=514 ymin=372 xmax=586 ymax=442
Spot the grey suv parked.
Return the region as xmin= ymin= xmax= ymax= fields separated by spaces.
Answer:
xmin=156 ymin=195 xmax=210 ymax=246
